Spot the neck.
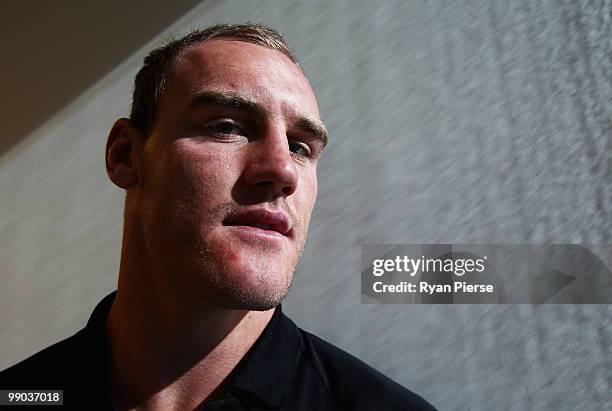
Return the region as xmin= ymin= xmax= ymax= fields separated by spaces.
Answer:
xmin=106 ymin=229 xmax=274 ymax=410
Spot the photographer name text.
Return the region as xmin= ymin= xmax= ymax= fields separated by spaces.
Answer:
xmin=371 ymin=255 xmax=494 ymax=295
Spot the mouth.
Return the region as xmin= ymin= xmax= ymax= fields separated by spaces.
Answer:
xmin=222 ymin=208 xmax=292 ymax=238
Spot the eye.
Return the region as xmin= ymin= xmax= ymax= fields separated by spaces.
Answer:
xmin=203 ymin=119 xmax=247 ymax=138
xmin=289 ymin=141 xmax=311 ymax=158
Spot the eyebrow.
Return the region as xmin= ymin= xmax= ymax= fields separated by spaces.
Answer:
xmin=187 ymin=90 xmax=328 ymax=147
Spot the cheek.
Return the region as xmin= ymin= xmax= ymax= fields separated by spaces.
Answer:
xmin=165 ymin=143 xmax=241 ymax=200
xmin=140 ymin=142 xmax=243 ymax=236
xmin=296 ymin=169 xmax=318 ymax=223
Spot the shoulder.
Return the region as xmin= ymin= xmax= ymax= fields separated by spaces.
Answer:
xmin=1 ymin=292 xmax=116 ymax=392
xmin=299 ymin=329 xmax=437 ymax=411
xmin=0 ymin=330 xmax=87 ymax=389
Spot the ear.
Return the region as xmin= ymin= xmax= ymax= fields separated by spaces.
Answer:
xmin=105 ymin=118 xmax=141 ymax=189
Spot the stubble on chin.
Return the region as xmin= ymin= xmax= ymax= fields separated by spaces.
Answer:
xmin=177 ymin=240 xmax=302 ymax=312
xmin=172 ymin=202 xmax=307 ymax=311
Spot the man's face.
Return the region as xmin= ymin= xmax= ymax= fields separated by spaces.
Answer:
xmin=134 ymin=40 xmax=326 ymax=310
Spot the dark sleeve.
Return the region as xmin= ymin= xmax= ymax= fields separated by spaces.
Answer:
xmin=0 ymin=333 xmax=82 ymax=389
xmin=0 ymin=331 xmax=115 ymax=411
xmin=301 ymin=331 xmax=438 ymax=411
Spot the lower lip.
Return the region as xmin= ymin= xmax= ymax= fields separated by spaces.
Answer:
xmin=225 ymin=225 xmax=287 ymax=243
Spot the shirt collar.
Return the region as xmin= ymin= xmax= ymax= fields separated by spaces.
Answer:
xmin=84 ymin=291 xmax=301 ymax=409
xmin=83 ymin=291 xmax=118 ymax=409
xmin=226 ymin=303 xmax=301 ymax=408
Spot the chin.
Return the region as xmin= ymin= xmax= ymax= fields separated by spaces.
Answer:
xmin=167 ymin=228 xmax=302 ymax=310
xmin=194 ymin=234 xmax=299 ymax=310
xmin=176 ymin=254 xmax=296 ymax=311
xmin=214 ymin=262 xmax=295 ymax=311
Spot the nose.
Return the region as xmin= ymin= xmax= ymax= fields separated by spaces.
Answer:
xmin=241 ymin=129 xmax=298 ymax=199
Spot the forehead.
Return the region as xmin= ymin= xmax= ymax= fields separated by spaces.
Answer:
xmin=163 ymin=39 xmax=320 ymax=120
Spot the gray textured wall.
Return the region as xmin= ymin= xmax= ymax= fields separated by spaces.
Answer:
xmin=1 ymin=1 xmax=611 ymax=410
